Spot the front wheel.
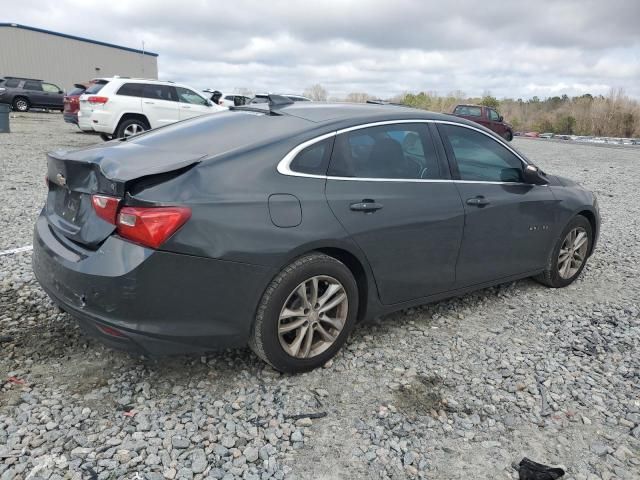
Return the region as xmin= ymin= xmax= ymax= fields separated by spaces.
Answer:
xmin=535 ymin=216 xmax=592 ymax=288
xmin=249 ymin=253 xmax=358 ymax=373
xmin=502 ymin=130 xmax=513 ymax=142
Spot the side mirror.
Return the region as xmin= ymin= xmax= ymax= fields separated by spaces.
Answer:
xmin=206 ymin=100 xmax=213 ymax=107
xmin=498 ymin=115 xmax=504 ymax=122
xmin=58 ymin=90 xmax=63 ymax=94
xmin=523 ymin=165 xmax=548 ymax=185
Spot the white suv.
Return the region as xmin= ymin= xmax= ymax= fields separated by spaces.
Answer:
xmin=78 ymin=78 xmax=227 ymax=140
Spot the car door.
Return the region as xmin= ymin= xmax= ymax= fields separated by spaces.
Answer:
xmin=487 ymin=108 xmax=506 ymax=136
xmin=325 ymin=122 xmax=465 ymax=305
xmin=41 ymin=82 xmax=63 ymax=108
xmin=175 ymin=87 xmax=219 ymax=120
xmin=436 ymin=123 xmax=557 ymax=287
xmin=23 ymin=80 xmax=46 ymax=107
xmin=141 ymin=84 xmax=179 ymax=128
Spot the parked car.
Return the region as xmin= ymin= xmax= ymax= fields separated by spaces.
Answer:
xmin=524 ymin=132 xmax=540 ymax=138
xmin=63 ymin=83 xmax=89 ymax=125
xmin=539 ymin=133 xmax=555 ymax=139
xmin=0 ymin=76 xmax=64 ymax=112
xmin=452 ymin=104 xmax=514 ymax=141
xmin=219 ymin=93 xmax=252 ymax=107
xmin=250 ymin=93 xmax=312 ymax=104
xmin=78 ymin=77 xmax=227 ymax=140
xmin=33 ymin=100 xmax=599 ymax=372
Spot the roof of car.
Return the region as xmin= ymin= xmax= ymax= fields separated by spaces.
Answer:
xmin=274 ymin=101 xmax=462 ymax=125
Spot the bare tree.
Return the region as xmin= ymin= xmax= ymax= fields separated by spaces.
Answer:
xmin=303 ymin=84 xmax=328 ymax=101
xmin=345 ymin=92 xmax=373 ymax=103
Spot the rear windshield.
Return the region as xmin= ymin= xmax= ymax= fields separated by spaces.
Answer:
xmin=67 ymin=87 xmax=85 ymax=96
xmin=85 ymin=82 xmax=107 ymax=94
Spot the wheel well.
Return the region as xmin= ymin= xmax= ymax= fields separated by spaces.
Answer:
xmin=316 ymin=247 xmax=369 ymax=322
xmin=117 ymin=113 xmax=150 ymax=131
xmin=577 ymin=210 xmax=597 ymax=255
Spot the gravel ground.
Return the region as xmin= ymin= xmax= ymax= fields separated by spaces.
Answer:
xmin=0 ymin=113 xmax=639 ymax=480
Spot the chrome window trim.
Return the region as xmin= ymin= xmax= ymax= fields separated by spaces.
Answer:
xmin=276 ymin=119 xmax=532 ymax=184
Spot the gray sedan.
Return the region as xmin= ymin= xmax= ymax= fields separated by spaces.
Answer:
xmin=33 ymin=99 xmax=600 ymax=372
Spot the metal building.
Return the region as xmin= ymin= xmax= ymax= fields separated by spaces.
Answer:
xmin=0 ymin=23 xmax=158 ymax=91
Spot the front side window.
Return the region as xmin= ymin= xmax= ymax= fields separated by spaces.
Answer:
xmin=328 ymin=124 xmax=441 ymax=179
xmin=42 ymin=83 xmax=60 ymax=93
xmin=289 ymin=138 xmax=333 ymax=175
xmin=440 ymin=124 xmax=523 ymax=183
xmin=176 ymin=87 xmax=208 ymax=105
xmin=23 ymin=81 xmax=42 ymax=91
xmin=143 ymin=84 xmax=177 ymax=102
xmin=488 ymin=109 xmax=500 ymax=121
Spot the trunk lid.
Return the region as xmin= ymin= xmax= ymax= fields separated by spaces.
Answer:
xmin=45 ymin=143 xmax=205 ymax=247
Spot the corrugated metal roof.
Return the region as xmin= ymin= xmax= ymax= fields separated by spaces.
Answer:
xmin=0 ymin=23 xmax=159 ymax=57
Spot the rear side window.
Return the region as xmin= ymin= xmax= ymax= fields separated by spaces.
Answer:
xmin=117 ymin=83 xmax=144 ymax=97
xmin=23 ymin=81 xmax=42 ymax=91
xmin=454 ymin=106 xmax=482 ymax=117
xmin=439 ymin=124 xmax=523 ymax=183
xmin=4 ymin=79 xmax=20 ymax=88
xmin=143 ymin=84 xmax=178 ymax=102
xmin=289 ymin=138 xmax=333 ymax=175
xmin=328 ymin=123 xmax=441 ymax=179
xmin=85 ymin=82 xmax=107 ymax=94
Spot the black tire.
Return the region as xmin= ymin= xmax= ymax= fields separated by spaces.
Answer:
xmin=12 ymin=97 xmax=30 ymax=112
xmin=503 ymin=130 xmax=513 ymax=142
xmin=535 ymin=215 xmax=592 ymax=288
xmin=249 ymin=253 xmax=359 ymax=373
xmin=99 ymin=133 xmax=114 ymax=142
xmin=115 ymin=117 xmax=149 ymax=139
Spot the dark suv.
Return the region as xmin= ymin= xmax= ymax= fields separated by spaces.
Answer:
xmin=0 ymin=77 xmax=64 ymax=112
xmin=452 ymin=104 xmax=514 ymax=141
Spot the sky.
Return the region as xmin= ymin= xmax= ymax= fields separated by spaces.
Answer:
xmin=4 ymin=0 xmax=640 ymax=99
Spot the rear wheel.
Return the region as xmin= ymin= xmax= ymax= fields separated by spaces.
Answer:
xmin=535 ymin=216 xmax=592 ymax=288
xmin=12 ymin=97 xmax=29 ymax=112
xmin=115 ymin=118 xmax=149 ymax=138
xmin=249 ymin=253 xmax=358 ymax=373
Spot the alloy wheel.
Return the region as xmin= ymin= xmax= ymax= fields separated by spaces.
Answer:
xmin=557 ymin=227 xmax=589 ymax=279
xmin=15 ymin=99 xmax=28 ymax=111
xmin=123 ymin=123 xmax=145 ymax=137
xmin=277 ymin=275 xmax=348 ymax=359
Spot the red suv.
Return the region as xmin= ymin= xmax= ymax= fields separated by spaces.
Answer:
xmin=452 ymin=104 xmax=513 ymax=141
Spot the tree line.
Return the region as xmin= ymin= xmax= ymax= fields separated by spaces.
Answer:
xmin=300 ymin=84 xmax=640 ymax=138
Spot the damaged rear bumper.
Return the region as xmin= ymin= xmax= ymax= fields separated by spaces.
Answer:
xmin=32 ymin=212 xmax=269 ymax=355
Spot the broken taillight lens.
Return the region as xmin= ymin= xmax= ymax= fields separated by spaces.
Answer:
xmin=91 ymin=195 xmax=121 ymax=224
xmin=116 ymin=206 xmax=191 ymax=249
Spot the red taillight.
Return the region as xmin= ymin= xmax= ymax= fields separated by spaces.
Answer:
xmin=92 ymin=195 xmax=120 ymax=224
xmin=116 ymin=207 xmax=191 ymax=249
xmin=96 ymin=324 xmax=126 ymax=338
xmin=88 ymin=96 xmax=109 ymax=104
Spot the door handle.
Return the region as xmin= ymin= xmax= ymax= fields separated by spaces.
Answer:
xmin=466 ymin=196 xmax=490 ymax=207
xmin=350 ymin=200 xmax=383 ymax=212
xmin=144 ymin=101 xmax=155 ymax=105
xmin=181 ymin=106 xmax=191 ymax=109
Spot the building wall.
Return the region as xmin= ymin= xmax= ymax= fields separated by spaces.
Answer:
xmin=0 ymin=26 xmax=158 ymax=91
